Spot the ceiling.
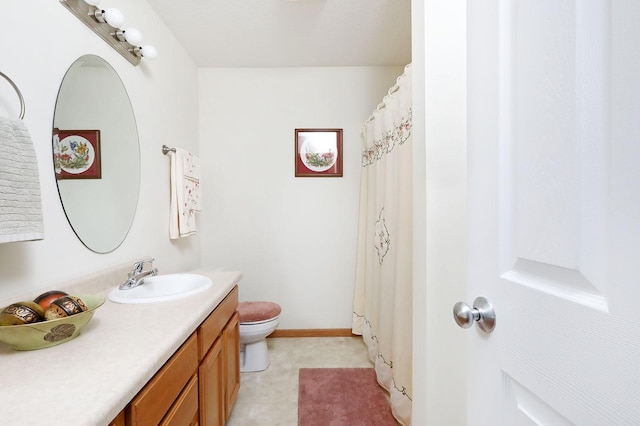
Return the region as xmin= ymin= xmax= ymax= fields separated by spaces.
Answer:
xmin=146 ymin=0 xmax=412 ymax=68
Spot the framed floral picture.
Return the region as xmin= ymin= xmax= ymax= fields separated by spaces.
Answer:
xmin=53 ymin=129 xmax=102 ymax=179
xmin=294 ymin=128 xmax=343 ymax=177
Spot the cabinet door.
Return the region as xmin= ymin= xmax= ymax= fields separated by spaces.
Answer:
xmin=199 ymin=338 xmax=224 ymax=426
xmin=198 ymin=286 xmax=238 ymax=360
xmin=160 ymin=374 xmax=199 ymax=426
xmin=128 ymin=334 xmax=198 ymax=426
xmin=223 ymin=312 xmax=240 ymax=420
xmin=109 ymin=411 xmax=125 ymax=426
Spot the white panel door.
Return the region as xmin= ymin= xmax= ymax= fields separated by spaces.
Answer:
xmin=466 ymin=0 xmax=640 ymax=424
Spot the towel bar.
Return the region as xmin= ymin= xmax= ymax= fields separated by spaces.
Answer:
xmin=0 ymin=71 xmax=25 ymax=119
xmin=162 ymin=145 xmax=176 ymax=155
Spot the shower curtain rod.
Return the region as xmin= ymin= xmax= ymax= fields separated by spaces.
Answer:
xmin=366 ymin=64 xmax=410 ymax=123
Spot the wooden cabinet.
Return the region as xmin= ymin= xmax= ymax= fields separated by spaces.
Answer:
xmin=120 ymin=286 xmax=239 ymax=426
xmin=109 ymin=411 xmax=125 ymax=426
xmin=127 ymin=334 xmax=199 ymax=426
xmin=198 ymin=286 xmax=240 ymax=425
xmin=161 ymin=375 xmax=199 ymax=426
xmin=199 ymin=337 xmax=224 ymax=426
xmin=222 ymin=311 xmax=240 ymax=416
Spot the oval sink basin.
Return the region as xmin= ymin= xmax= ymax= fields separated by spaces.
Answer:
xmin=108 ymin=273 xmax=213 ymax=304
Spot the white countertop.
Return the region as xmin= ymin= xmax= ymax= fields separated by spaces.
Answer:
xmin=0 ymin=268 xmax=241 ymax=426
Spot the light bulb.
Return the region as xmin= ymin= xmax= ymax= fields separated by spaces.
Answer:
xmin=122 ymin=28 xmax=142 ymax=45
xmin=140 ymin=45 xmax=157 ymax=59
xmin=83 ymin=0 xmax=101 ymax=5
xmin=103 ymin=8 xmax=124 ymax=28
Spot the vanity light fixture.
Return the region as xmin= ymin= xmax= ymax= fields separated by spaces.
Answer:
xmin=59 ymin=0 xmax=157 ymax=66
xmin=133 ymin=45 xmax=158 ymax=59
xmin=115 ymin=28 xmax=142 ymax=45
xmin=93 ymin=7 xmax=125 ymax=28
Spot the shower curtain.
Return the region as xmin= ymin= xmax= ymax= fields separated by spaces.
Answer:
xmin=352 ymin=64 xmax=412 ymax=426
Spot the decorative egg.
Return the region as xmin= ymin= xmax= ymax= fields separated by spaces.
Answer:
xmin=33 ymin=290 xmax=69 ymax=311
xmin=0 ymin=302 xmax=45 ymax=326
xmin=44 ymin=296 xmax=88 ymax=320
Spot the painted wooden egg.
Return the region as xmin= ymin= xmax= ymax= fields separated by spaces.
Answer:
xmin=33 ymin=290 xmax=69 ymax=311
xmin=0 ymin=302 xmax=45 ymax=326
xmin=44 ymin=296 xmax=88 ymax=320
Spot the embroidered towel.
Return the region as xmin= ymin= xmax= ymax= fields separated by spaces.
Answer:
xmin=182 ymin=149 xmax=201 ymax=213
xmin=0 ymin=117 xmax=44 ymax=243
xmin=169 ymin=148 xmax=201 ymax=239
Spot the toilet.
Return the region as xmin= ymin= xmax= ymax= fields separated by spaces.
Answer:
xmin=238 ymin=301 xmax=281 ymax=372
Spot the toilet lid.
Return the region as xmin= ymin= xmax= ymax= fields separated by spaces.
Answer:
xmin=238 ymin=301 xmax=281 ymax=323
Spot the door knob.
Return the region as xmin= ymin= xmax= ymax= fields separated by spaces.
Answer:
xmin=453 ymin=297 xmax=496 ymax=333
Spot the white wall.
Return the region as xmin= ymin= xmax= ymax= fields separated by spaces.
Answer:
xmin=0 ymin=0 xmax=201 ymax=301
xmin=411 ymin=0 xmax=428 ymax=422
xmin=198 ymin=67 xmax=404 ymax=329
xmin=414 ymin=0 xmax=468 ymax=424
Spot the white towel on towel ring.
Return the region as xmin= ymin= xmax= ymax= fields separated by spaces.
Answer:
xmin=0 ymin=117 xmax=44 ymax=243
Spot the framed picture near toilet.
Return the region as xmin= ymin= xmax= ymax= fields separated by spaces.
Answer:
xmin=294 ymin=128 xmax=343 ymax=177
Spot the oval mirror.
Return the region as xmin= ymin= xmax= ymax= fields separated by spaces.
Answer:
xmin=52 ymin=55 xmax=140 ymax=253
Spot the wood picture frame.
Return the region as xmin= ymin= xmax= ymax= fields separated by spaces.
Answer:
xmin=294 ymin=128 xmax=343 ymax=177
xmin=53 ymin=129 xmax=102 ymax=179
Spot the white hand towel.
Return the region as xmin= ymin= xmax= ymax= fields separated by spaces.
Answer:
xmin=0 ymin=117 xmax=44 ymax=243
xmin=169 ymin=148 xmax=201 ymax=239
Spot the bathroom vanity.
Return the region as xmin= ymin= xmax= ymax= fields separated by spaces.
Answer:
xmin=0 ymin=265 xmax=240 ymax=426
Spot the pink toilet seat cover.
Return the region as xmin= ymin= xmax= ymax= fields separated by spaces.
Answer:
xmin=238 ymin=301 xmax=281 ymax=323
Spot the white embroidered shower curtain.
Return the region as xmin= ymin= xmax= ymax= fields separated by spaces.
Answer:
xmin=352 ymin=64 xmax=412 ymax=426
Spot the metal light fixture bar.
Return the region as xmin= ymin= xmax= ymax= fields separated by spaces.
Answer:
xmin=60 ymin=0 xmax=142 ymax=65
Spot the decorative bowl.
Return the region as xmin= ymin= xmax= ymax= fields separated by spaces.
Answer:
xmin=0 ymin=294 xmax=104 ymax=351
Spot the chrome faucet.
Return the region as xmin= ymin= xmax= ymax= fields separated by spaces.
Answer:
xmin=119 ymin=259 xmax=158 ymax=290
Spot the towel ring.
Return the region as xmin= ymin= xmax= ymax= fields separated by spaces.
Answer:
xmin=0 ymin=71 xmax=25 ymax=119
